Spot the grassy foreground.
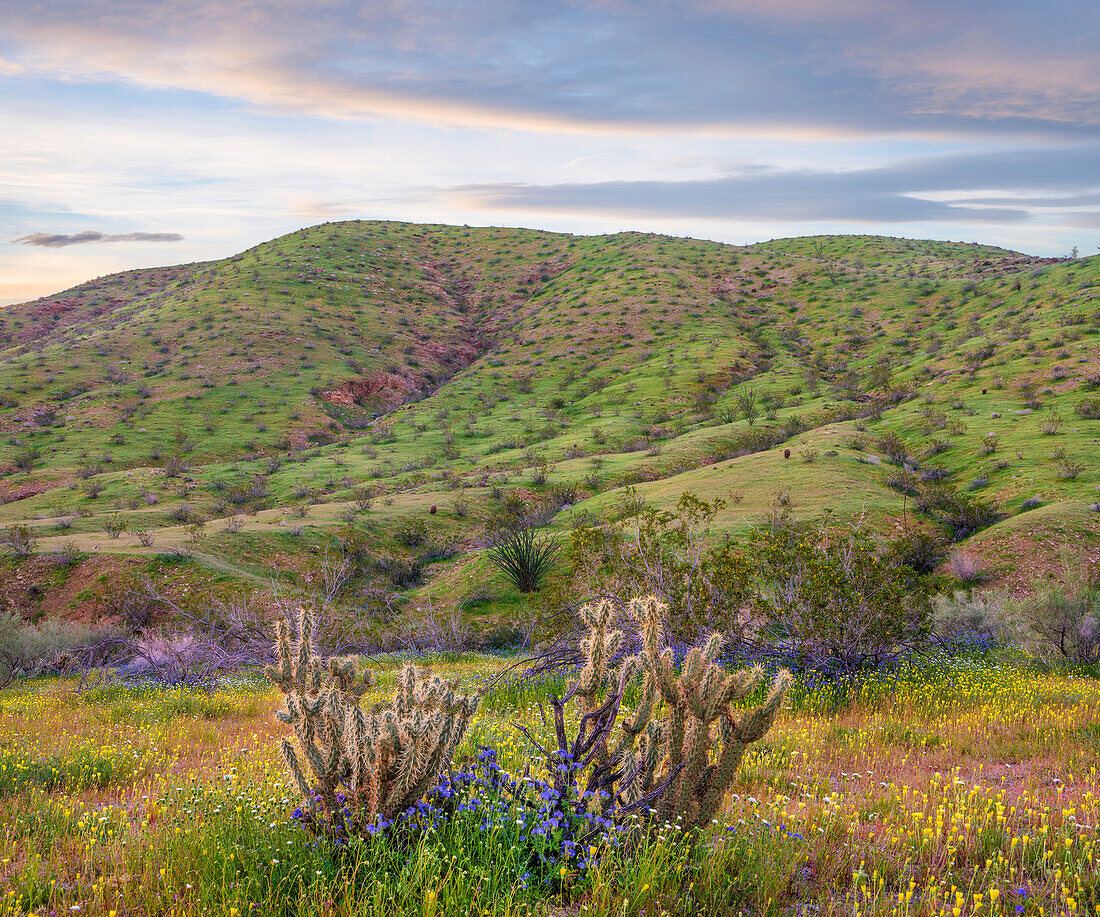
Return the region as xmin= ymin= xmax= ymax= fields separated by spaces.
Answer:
xmin=2 ymin=653 xmax=1100 ymax=916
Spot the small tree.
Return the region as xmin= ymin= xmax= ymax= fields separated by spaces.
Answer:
xmin=1015 ymin=567 xmax=1100 ymax=664
xmin=570 ymin=493 xmax=753 ymax=638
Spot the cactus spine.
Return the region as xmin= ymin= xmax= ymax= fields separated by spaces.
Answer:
xmin=267 ymin=606 xmax=479 ymax=838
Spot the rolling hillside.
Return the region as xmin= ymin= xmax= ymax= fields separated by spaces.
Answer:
xmin=1 ymin=221 xmax=1097 ymax=621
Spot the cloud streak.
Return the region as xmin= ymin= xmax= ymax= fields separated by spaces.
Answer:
xmin=14 ymin=231 xmax=185 ymax=247
xmin=456 ymin=145 xmax=1100 ymax=224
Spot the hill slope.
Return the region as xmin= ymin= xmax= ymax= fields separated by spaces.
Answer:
xmin=0 ymin=222 xmax=1097 ymax=616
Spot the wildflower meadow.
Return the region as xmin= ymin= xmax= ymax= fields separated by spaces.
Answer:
xmin=2 ymin=644 xmax=1100 ymax=917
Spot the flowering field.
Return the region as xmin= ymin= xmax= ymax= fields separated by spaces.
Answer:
xmin=2 ymin=653 xmax=1099 ymax=917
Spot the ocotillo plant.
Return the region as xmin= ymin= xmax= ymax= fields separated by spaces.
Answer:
xmin=515 ymin=595 xmax=790 ymax=837
xmin=267 ymin=606 xmax=479 ymax=839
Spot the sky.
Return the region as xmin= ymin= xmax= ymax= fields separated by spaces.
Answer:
xmin=1 ymin=0 xmax=1098 ymax=305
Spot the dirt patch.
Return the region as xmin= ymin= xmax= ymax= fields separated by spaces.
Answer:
xmin=0 ymin=477 xmax=63 ymax=505
xmin=319 ymin=370 xmax=419 ymax=412
xmin=960 ymin=521 xmax=1100 ymax=596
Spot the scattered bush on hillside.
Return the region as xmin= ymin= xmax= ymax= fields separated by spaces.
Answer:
xmin=885 ymin=528 xmax=949 ymax=574
xmin=876 ymin=432 xmax=910 ymax=465
xmin=45 ymin=541 xmax=84 ymax=568
xmin=103 ymin=515 xmax=126 ymax=539
xmin=1038 ymin=409 xmax=1063 ymax=435
xmin=736 ymin=387 xmax=759 ymax=426
xmin=81 ymin=480 xmax=104 ymax=499
xmin=946 ymin=551 xmax=991 ymax=585
xmin=916 ymin=486 xmax=1004 ymax=541
xmin=394 ymin=516 xmax=428 ymax=547
xmin=1076 ymin=397 xmax=1100 ymax=420
xmin=0 ymin=524 xmax=36 ymax=558
xmin=12 ymin=448 xmax=40 ymax=472
xmin=1052 ymin=447 xmax=1084 ymax=481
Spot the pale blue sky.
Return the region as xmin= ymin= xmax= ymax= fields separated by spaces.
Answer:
xmin=1 ymin=0 xmax=1098 ymax=304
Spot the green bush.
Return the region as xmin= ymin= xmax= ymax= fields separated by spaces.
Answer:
xmin=570 ymin=492 xmax=752 ymax=638
xmin=752 ymin=530 xmax=933 ymax=674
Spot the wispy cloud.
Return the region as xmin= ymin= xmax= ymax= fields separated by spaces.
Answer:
xmin=2 ymin=1 xmax=1097 ymax=137
xmin=455 ymin=145 xmax=1100 ymax=224
xmin=14 ymin=231 xmax=185 ymax=247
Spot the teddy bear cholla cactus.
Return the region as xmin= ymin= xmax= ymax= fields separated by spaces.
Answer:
xmin=267 ymin=606 xmax=479 ymax=838
xmin=520 ymin=596 xmax=791 ymax=835
xmin=623 ymin=595 xmax=792 ymax=829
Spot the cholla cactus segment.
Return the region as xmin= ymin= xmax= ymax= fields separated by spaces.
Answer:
xmin=554 ymin=595 xmax=791 ymax=834
xmin=266 ymin=606 xmax=479 ymax=839
xmin=621 ymin=595 xmax=791 ymax=830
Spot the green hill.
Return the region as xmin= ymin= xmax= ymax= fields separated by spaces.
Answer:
xmin=1 ymin=221 xmax=1097 ymax=620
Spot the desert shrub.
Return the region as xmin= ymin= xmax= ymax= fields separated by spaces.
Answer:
xmin=103 ymin=515 xmax=126 ymax=539
xmin=932 ymin=591 xmax=1013 ymax=650
xmin=46 ymin=541 xmax=84 ymax=568
xmin=375 ymin=553 xmax=424 ymax=588
xmin=946 ymin=551 xmax=990 ymax=585
xmin=570 ymin=493 xmax=752 ymax=638
xmin=884 ymin=468 xmax=921 ymax=495
xmin=351 ymin=485 xmax=377 ymax=512
xmin=875 ymin=432 xmax=910 ymax=465
xmin=531 ymin=461 xmax=551 ymax=486
xmin=225 ymin=474 xmax=270 ymax=506
xmin=1038 ymin=409 xmax=1063 ymax=435
xmin=885 ymin=528 xmax=949 ymax=574
xmin=268 ymin=606 xmax=479 ymax=839
xmin=1052 ymin=447 xmax=1085 ymax=481
xmin=166 ymin=503 xmax=192 ymax=523
xmin=0 ymin=524 xmax=36 ymax=558
xmin=752 ymin=530 xmax=933 ymax=674
xmin=0 ymin=612 xmax=107 ymax=688
xmin=919 ymin=487 xmax=1004 ymax=541
xmin=162 ymin=454 xmax=189 ymax=477
xmin=81 ymin=480 xmax=105 ymax=499
xmin=978 ymin=433 xmax=999 ymax=455
xmin=736 ymin=388 xmax=759 ymax=425
xmin=1012 ymin=567 xmax=1100 ymax=664
xmin=394 ymin=517 xmax=428 ymax=547
xmin=1075 ymin=396 xmax=1100 ymax=420
xmin=12 ymin=448 xmax=40 ymax=472
xmin=487 ymin=527 xmax=559 ymax=593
